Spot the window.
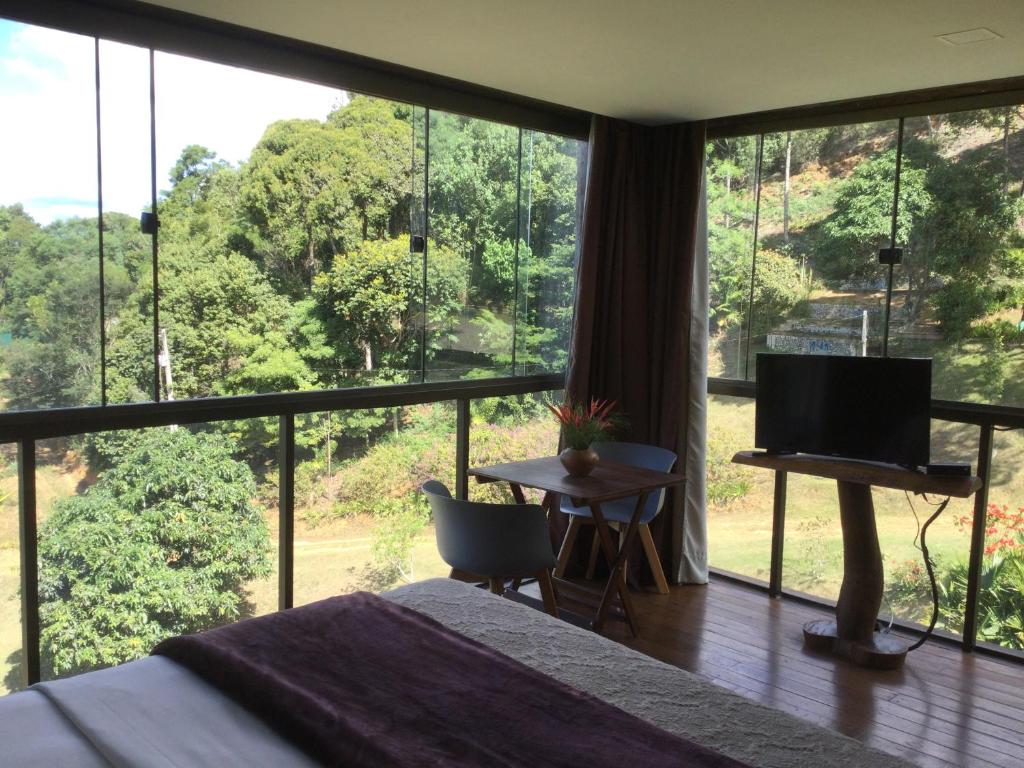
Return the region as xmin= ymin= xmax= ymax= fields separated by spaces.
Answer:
xmin=0 ymin=15 xmax=582 ymax=693
xmin=709 ymin=112 xmax=1024 ymax=403
xmin=0 ymin=22 xmax=100 ymax=409
xmin=0 ymin=19 xmax=584 ymax=412
xmin=707 ymin=108 xmax=1024 ymax=647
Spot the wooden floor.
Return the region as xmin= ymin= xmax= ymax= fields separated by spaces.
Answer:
xmin=525 ymin=576 xmax=1024 ymax=768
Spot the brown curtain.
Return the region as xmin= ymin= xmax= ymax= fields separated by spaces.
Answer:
xmin=558 ymin=115 xmax=706 ymax=585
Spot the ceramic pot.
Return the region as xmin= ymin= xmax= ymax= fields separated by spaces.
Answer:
xmin=559 ymin=446 xmax=599 ymax=477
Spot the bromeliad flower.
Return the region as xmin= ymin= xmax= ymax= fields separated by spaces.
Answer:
xmin=547 ymin=397 xmax=623 ymax=450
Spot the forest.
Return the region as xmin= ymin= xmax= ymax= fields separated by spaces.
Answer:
xmin=3 ymin=84 xmax=1024 ymax=691
xmin=0 ymin=94 xmax=580 ymax=687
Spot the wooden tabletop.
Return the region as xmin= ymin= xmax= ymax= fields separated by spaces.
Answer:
xmin=732 ymin=451 xmax=982 ymax=498
xmin=470 ymin=456 xmax=685 ymax=504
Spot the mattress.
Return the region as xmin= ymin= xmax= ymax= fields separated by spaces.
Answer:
xmin=0 ymin=578 xmax=912 ymax=767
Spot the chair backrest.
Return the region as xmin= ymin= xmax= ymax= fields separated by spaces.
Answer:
xmin=593 ymin=441 xmax=678 ymax=520
xmin=421 ymin=481 xmax=555 ymax=577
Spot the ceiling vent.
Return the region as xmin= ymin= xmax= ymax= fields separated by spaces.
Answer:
xmin=936 ymin=28 xmax=1002 ymax=46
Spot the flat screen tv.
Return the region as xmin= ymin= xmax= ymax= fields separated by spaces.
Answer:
xmin=755 ymin=354 xmax=932 ymax=467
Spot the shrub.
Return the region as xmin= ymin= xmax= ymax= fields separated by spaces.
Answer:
xmin=38 ymin=428 xmax=272 ymax=676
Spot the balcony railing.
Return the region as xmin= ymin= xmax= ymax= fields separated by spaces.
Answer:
xmin=708 ymin=376 xmax=1024 ymax=662
xmin=3 ymin=372 xmax=564 ymax=688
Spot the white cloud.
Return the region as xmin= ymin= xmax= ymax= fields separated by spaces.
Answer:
xmin=0 ymin=21 xmax=344 ymax=225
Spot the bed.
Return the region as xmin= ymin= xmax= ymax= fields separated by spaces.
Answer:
xmin=0 ymin=578 xmax=912 ymax=767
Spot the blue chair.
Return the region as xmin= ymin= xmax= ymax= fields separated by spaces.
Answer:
xmin=421 ymin=480 xmax=559 ymax=616
xmin=554 ymin=442 xmax=676 ymax=594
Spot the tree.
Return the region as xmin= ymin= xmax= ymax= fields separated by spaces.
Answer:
xmin=327 ymin=95 xmax=414 ymax=241
xmin=38 ymin=428 xmax=272 ymax=676
xmin=815 ymin=149 xmax=932 ymax=324
xmin=105 ymin=250 xmax=301 ymax=400
xmin=312 ymin=237 xmax=468 ymax=373
xmin=750 ymin=249 xmax=807 ymax=334
xmin=241 ymin=118 xmax=359 ymax=294
xmin=240 ymin=99 xmax=413 ymax=296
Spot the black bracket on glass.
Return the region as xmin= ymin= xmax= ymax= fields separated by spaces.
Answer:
xmin=878 ymin=247 xmax=903 ymax=265
xmin=410 ymin=235 xmax=425 ymax=253
xmin=140 ymin=212 xmax=159 ymax=235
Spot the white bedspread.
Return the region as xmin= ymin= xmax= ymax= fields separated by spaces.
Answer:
xmin=0 ymin=579 xmax=914 ymax=767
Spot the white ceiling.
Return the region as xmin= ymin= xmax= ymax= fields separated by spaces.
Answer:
xmin=144 ymin=0 xmax=1024 ymax=122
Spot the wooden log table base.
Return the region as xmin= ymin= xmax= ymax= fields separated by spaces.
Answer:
xmin=803 ymin=619 xmax=909 ymax=670
xmin=732 ymin=451 xmax=982 ymax=671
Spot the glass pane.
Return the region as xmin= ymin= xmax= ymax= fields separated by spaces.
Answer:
xmin=780 ymin=419 xmax=974 ymax=638
xmin=0 ymin=21 xmax=100 ymax=409
xmin=468 ymin=391 xmax=562 ymax=504
xmin=970 ymin=427 xmax=1024 ymax=651
xmin=706 ymin=136 xmax=758 ymax=379
xmin=514 ymin=133 xmax=583 ymax=375
xmin=705 ymin=394 xmax=771 ymax=581
xmin=880 ymin=421 xmax=975 ymax=635
xmin=293 ymin=405 xmax=453 ymax=605
xmin=426 ymin=111 xmax=518 ymax=380
xmin=894 ymin=108 xmax=1024 ymax=408
xmin=154 ymin=53 xmax=430 ymax=399
xmin=98 ymin=39 xmax=155 ymax=404
xmin=37 ymin=424 xmax=276 ymax=681
xmin=751 ymin=123 xmax=899 ymax=370
xmin=1 ymin=444 xmax=19 ymax=695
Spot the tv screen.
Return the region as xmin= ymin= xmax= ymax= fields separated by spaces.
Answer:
xmin=754 ymin=354 xmax=932 ymax=467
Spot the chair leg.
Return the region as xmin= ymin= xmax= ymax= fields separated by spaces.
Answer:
xmin=585 ymin=528 xmax=601 ymax=580
xmin=555 ymin=516 xmax=583 ymax=578
xmin=639 ymin=524 xmax=670 ymax=595
xmin=536 ymin=570 xmax=559 ymax=618
xmin=488 ymin=578 xmax=505 ymax=595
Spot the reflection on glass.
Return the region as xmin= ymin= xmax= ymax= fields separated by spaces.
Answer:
xmin=750 ymin=123 xmax=899 ymax=374
xmin=893 ymin=109 xmax=1024 ymax=408
xmin=706 ymin=136 xmax=758 ymax=379
xmin=426 ymin=111 xmax=519 ymax=380
xmin=36 ymin=423 xmax=277 ymax=683
xmin=293 ymin=405 xmax=453 ymax=606
xmin=0 ymin=21 xmax=99 ymax=409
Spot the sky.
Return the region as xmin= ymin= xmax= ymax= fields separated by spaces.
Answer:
xmin=0 ymin=19 xmax=345 ymax=225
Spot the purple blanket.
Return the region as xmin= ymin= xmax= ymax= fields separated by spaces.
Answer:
xmin=153 ymin=592 xmax=751 ymax=768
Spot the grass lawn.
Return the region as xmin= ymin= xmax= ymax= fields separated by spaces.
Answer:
xmin=706 ymin=395 xmax=1023 ymax=630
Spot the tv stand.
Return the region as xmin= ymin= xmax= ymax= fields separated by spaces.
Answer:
xmin=732 ymin=451 xmax=981 ymax=670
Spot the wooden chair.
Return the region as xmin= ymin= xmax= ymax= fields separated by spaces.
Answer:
xmin=554 ymin=442 xmax=676 ymax=594
xmin=421 ymin=480 xmax=559 ymax=617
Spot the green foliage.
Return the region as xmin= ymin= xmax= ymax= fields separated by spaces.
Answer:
xmin=940 ymin=556 xmax=1024 ymax=649
xmin=750 ymin=249 xmax=809 ymax=333
xmin=370 ymin=496 xmax=430 ymax=586
xmin=38 ymin=429 xmax=272 ymax=675
xmin=815 ymin=149 xmax=930 ymax=288
xmin=312 ymin=236 xmax=468 ymax=373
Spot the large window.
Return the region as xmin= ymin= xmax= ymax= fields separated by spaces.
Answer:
xmin=0 ymin=18 xmax=584 ymax=412
xmin=706 ymin=106 xmax=1024 ymax=652
xmin=0 ymin=16 xmax=582 ymax=694
xmin=709 ymin=113 xmax=1024 ymax=399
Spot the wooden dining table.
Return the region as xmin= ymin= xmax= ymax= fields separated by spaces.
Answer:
xmin=469 ymin=456 xmax=685 ymax=634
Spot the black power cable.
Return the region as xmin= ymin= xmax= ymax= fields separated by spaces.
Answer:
xmin=903 ymin=493 xmax=951 ymax=652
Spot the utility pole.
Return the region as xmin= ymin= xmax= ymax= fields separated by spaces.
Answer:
xmin=158 ymin=327 xmax=178 ymax=431
xmin=861 ymin=310 xmax=869 ymax=357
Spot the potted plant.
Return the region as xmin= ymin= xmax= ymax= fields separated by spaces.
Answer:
xmin=547 ymin=397 xmax=620 ymax=477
